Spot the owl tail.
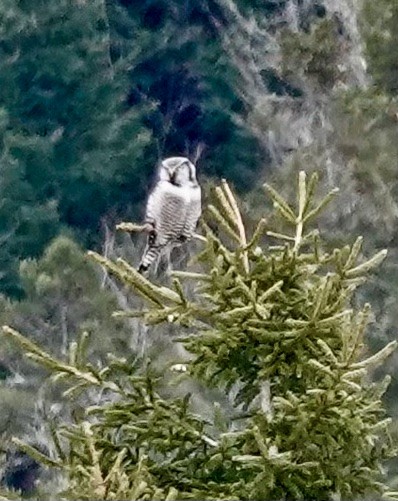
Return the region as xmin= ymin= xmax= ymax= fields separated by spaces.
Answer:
xmin=138 ymin=244 xmax=163 ymax=274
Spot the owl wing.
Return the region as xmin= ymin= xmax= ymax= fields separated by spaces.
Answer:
xmin=145 ymin=181 xmax=189 ymax=246
xmin=182 ymin=185 xmax=202 ymax=239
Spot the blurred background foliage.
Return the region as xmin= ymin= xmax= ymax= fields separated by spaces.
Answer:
xmin=1 ymin=0 xmax=398 ymax=496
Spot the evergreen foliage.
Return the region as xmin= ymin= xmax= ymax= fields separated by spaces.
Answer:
xmin=1 ymin=173 xmax=396 ymax=500
xmin=0 ymin=235 xmax=133 ymax=450
xmin=0 ymin=0 xmax=152 ymax=296
xmin=0 ymin=236 xmax=131 ymax=362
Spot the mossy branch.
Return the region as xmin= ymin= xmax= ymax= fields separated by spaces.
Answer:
xmin=116 ymin=222 xmax=151 ymax=233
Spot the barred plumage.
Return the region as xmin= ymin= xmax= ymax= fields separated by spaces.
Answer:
xmin=138 ymin=157 xmax=202 ymax=273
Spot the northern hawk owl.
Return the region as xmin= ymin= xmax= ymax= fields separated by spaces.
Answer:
xmin=138 ymin=157 xmax=202 ymax=273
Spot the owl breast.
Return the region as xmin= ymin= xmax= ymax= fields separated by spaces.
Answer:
xmin=145 ymin=181 xmax=192 ymax=246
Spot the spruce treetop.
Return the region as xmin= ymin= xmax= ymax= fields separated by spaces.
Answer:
xmin=2 ymin=172 xmax=397 ymax=500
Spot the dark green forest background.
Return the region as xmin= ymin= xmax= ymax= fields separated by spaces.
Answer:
xmin=1 ymin=0 xmax=398 ymax=495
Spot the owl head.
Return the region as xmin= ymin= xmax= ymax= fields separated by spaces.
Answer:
xmin=159 ymin=157 xmax=197 ymax=186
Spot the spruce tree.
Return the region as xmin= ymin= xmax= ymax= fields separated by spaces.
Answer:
xmin=1 ymin=172 xmax=397 ymax=500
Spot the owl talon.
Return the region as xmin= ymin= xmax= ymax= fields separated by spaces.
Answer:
xmin=138 ymin=263 xmax=149 ymax=274
xmin=143 ymin=222 xmax=155 ymax=232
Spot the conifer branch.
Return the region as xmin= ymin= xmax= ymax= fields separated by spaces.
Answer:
xmin=208 ymin=204 xmax=241 ymax=242
xmin=294 ymin=170 xmax=307 ymax=252
xmin=316 ymin=339 xmax=338 ymax=365
xmin=214 ymin=186 xmax=240 ymax=231
xmin=50 ymin=422 xmax=67 ymax=462
xmin=171 ymin=271 xmax=210 ymax=281
xmin=383 ymin=491 xmax=398 ymax=500
xmin=258 ymin=280 xmax=284 ymax=303
xmin=165 ymin=487 xmax=179 ymax=500
xmin=374 ymin=375 xmax=392 ymax=400
xmin=266 ymin=231 xmax=296 ymax=242
xmin=202 ymin=222 xmax=235 ymax=265
xmin=11 ymin=438 xmax=62 ymax=468
xmin=82 ymin=422 xmax=107 ymax=499
xmin=2 ymin=326 xmax=102 ymax=386
xmin=344 ymin=304 xmax=370 ymax=363
xmin=303 ymin=187 xmax=340 ymax=224
xmin=344 ymin=236 xmax=364 ymax=270
xmin=341 ymin=368 xmax=367 ymax=381
xmin=63 ymin=382 xmax=89 ymax=398
xmin=345 ymin=249 xmax=388 ymax=277
xmin=351 ymin=340 xmax=397 ymax=370
xmin=303 ymin=172 xmax=319 ymax=215
xmin=89 ymin=251 xmax=181 ymax=305
xmin=312 ymin=273 xmax=334 ymax=320
xmin=88 ymin=251 xmax=163 ymax=306
xmin=244 ymin=218 xmax=267 ymax=250
xmin=103 ymin=447 xmax=127 ymax=485
xmin=317 ymin=309 xmax=353 ymax=326
xmin=221 ymin=179 xmax=249 ymax=273
xmin=263 ymin=183 xmax=296 ymax=223
xmin=2 ymin=174 xmax=395 ymax=501
xmin=116 ymin=258 xmax=181 ymax=303
xmin=307 ymin=359 xmax=334 ymax=377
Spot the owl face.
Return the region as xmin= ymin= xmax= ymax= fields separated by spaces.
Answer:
xmin=159 ymin=157 xmax=197 ymax=186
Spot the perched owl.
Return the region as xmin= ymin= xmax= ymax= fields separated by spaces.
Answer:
xmin=138 ymin=157 xmax=202 ymax=273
